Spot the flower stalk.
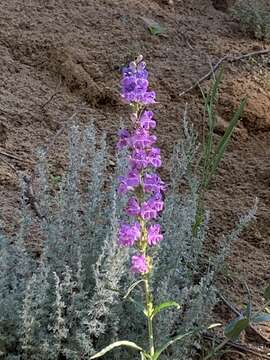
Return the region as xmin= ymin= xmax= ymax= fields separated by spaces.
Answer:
xmin=90 ymin=56 xmax=189 ymax=360
xmin=117 ymin=55 xmax=165 ymax=358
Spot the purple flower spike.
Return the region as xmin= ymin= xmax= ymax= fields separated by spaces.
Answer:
xmin=143 ymin=173 xmax=166 ymax=194
xmin=131 ymin=254 xmax=148 ymax=273
xmin=118 ymin=223 xmax=141 ymax=247
xmin=147 ymin=224 xmax=163 ymax=246
xmin=125 ymin=197 xmax=141 ymax=216
xmin=117 ymin=57 xmax=165 ymax=274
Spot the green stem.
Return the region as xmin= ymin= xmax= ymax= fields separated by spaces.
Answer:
xmin=144 ymin=274 xmax=155 ymax=357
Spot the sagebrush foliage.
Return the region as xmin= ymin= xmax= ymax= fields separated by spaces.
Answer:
xmin=232 ymin=0 xmax=270 ymax=40
xmin=0 ymin=118 xmax=255 ymax=359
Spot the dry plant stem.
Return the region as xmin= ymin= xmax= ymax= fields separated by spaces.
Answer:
xmin=0 ymin=148 xmax=34 ymax=164
xmin=41 ymin=78 xmax=62 ymax=109
xmin=179 ymin=48 xmax=270 ymax=96
xmin=40 ymin=91 xmax=61 ymax=109
xmin=203 ymin=333 xmax=270 ymax=360
xmin=0 ymin=155 xmax=19 ymax=176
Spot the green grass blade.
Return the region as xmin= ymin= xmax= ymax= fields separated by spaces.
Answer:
xmin=201 ymin=69 xmax=224 ymax=188
xmin=209 ymin=98 xmax=246 ymax=180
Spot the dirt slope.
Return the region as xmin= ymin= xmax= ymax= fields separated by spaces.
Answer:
xmin=0 ymin=0 xmax=269 ymax=357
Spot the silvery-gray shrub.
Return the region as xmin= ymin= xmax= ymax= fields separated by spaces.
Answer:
xmin=0 ymin=118 xmax=255 ymax=359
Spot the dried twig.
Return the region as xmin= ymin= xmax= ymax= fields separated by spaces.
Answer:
xmin=0 ymin=156 xmax=19 ymax=176
xmin=179 ymin=48 xmax=270 ymax=96
xmin=40 ymin=91 xmax=61 ymax=109
xmin=218 ymin=292 xmax=270 ymax=345
xmin=40 ymin=78 xmax=62 ymax=109
xmin=0 ymin=148 xmax=34 ymax=164
xmin=204 ymin=332 xmax=270 ymax=359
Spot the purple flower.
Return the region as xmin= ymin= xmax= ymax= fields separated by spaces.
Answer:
xmin=140 ymin=201 xmax=158 ymax=220
xmin=148 ymin=147 xmax=162 ymax=168
xmin=131 ymin=128 xmax=156 ymax=150
xmin=136 ymin=78 xmax=149 ymax=94
xmin=147 ymin=193 xmax=164 ymax=212
xmin=131 ymin=254 xmax=148 ymax=273
xmin=143 ymin=173 xmax=166 ymax=194
xmin=140 ymin=91 xmax=156 ymax=105
xmin=140 ymin=111 xmax=156 ymax=130
xmin=147 ymin=224 xmax=163 ymax=246
xmin=140 ymin=193 xmax=164 ymax=220
xmin=125 ymin=197 xmax=141 ymax=216
xmin=129 ymin=149 xmax=149 ymax=170
xmin=118 ymin=170 xmax=140 ymax=194
xmin=118 ymin=223 xmax=141 ymax=247
xmin=117 ymin=129 xmax=130 ymax=150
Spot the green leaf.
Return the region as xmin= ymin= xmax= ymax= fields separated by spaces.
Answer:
xmin=148 ymin=24 xmax=165 ymax=36
xmin=224 ymin=316 xmax=249 ymax=339
xmin=210 ymin=98 xmax=246 ymax=178
xmin=123 ymin=279 xmax=144 ymax=299
xmin=264 ymin=285 xmax=270 ymax=301
xmin=153 ymin=331 xmax=193 ymax=360
xmin=90 ymin=341 xmax=143 ymax=359
xmin=252 ymin=313 xmax=270 ymax=324
xmin=151 ymin=301 xmax=181 ymax=319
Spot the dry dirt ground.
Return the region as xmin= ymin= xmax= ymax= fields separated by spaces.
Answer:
xmin=0 ymin=0 xmax=269 ymax=358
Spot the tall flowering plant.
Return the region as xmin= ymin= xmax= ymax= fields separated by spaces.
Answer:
xmin=91 ymin=56 xmax=192 ymax=360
